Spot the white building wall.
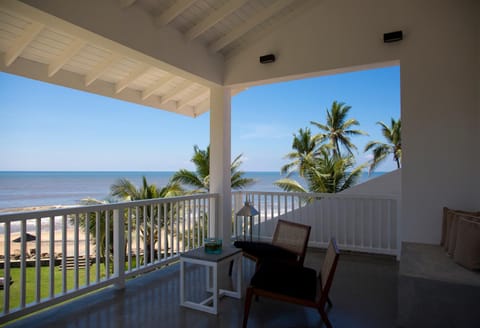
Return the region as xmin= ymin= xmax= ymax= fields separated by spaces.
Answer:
xmin=225 ymin=0 xmax=479 ymax=244
xmin=342 ymin=170 xmax=401 ymax=197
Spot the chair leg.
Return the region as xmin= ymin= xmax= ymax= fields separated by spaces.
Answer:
xmin=318 ymin=308 xmax=333 ymax=328
xmin=327 ymin=296 xmax=333 ymax=308
xmin=243 ymin=287 xmax=254 ymax=328
xmin=228 ymin=259 xmax=234 ymax=276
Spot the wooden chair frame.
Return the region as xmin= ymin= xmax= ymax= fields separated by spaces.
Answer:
xmin=242 ymin=238 xmax=340 ymax=328
xmin=238 ymin=219 xmax=311 ymax=266
xmin=271 ymin=219 xmax=312 ymax=266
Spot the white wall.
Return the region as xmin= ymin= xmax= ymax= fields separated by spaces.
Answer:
xmin=342 ymin=170 xmax=401 ymax=196
xmin=225 ymin=0 xmax=480 ymax=244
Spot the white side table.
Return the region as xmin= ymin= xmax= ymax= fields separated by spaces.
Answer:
xmin=180 ymin=246 xmax=242 ymax=315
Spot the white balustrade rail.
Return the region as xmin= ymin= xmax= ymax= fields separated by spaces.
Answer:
xmin=233 ymin=191 xmax=400 ymax=258
xmin=0 ymin=193 xmax=217 ymax=323
xmin=0 ymin=190 xmax=400 ymax=323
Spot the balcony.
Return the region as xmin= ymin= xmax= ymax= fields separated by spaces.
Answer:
xmin=0 ymin=191 xmax=400 ymax=326
xmin=4 ymin=248 xmax=398 ymax=328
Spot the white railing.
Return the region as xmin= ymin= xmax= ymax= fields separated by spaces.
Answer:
xmin=0 ymin=190 xmax=400 ymax=323
xmin=0 ymin=193 xmax=217 ymax=323
xmin=233 ymin=191 xmax=400 ymax=258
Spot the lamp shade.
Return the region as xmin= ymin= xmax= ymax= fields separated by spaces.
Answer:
xmin=236 ymin=201 xmax=259 ymax=216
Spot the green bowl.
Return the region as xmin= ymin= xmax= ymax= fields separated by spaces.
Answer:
xmin=204 ymin=238 xmax=222 ymax=254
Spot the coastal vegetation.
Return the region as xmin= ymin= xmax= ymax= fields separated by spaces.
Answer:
xmin=364 ymin=118 xmax=402 ymax=173
xmin=276 ymin=100 xmax=401 ymax=193
xmin=71 ymin=147 xmax=254 ymax=265
xmin=171 ymin=145 xmax=255 ymax=192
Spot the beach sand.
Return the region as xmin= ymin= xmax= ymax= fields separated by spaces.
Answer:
xmin=0 ymin=227 xmax=90 ymax=258
xmin=0 ymin=205 xmax=95 ymax=258
xmin=0 ymin=205 xmax=181 ymax=258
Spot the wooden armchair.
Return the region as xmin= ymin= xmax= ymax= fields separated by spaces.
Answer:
xmin=242 ymin=238 xmax=340 ymax=328
xmin=234 ymin=219 xmax=311 ymax=267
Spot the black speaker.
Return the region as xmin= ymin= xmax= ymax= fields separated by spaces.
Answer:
xmin=259 ymin=54 xmax=275 ymax=64
xmin=383 ymin=31 xmax=403 ymax=43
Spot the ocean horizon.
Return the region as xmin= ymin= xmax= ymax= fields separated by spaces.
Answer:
xmin=0 ymin=171 xmax=386 ymax=210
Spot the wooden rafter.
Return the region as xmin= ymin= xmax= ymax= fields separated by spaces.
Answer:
xmin=115 ymin=64 xmax=150 ymax=94
xmin=4 ymin=21 xmax=44 ymax=67
xmin=119 ymin=0 xmax=136 ymax=9
xmin=48 ymin=39 xmax=85 ymax=77
xmin=210 ymin=0 xmax=295 ymax=52
xmin=142 ymin=74 xmax=176 ymax=100
xmin=186 ymin=0 xmax=248 ymax=41
xmin=177 ymin=88 xmax=209 ymax=110
xmin=85 ymin=53 xmax=121 ymax=86
xmin=193 ymin=98 xmax=210 ymax=117
xmin=155 ymin=0 xmax=197 ymax=26
xmin=160 ymin=80 xmax=193 ymax=105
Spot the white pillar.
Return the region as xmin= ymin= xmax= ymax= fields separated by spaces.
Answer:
xmin=209 ymin=86 xmax=232 ymax=242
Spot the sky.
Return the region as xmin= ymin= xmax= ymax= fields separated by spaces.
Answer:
xmin=0 ymin=65 xmax=400 ymax=172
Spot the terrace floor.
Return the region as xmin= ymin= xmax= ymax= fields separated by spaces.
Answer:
xmin=5 ymin=248 xmax=399 ymax=328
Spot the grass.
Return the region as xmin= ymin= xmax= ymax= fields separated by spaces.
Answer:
xmin=0 ymin=263 xmax=112 ymax=312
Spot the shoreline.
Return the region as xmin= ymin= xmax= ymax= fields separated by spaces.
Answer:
xmin=0 ymin=204 xmax=78 ymax=214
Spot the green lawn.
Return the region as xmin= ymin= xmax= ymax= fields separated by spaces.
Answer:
xmin=0 ymin=263 xmax=110 ymax=312
xmin=0 ymin=256 xmax=155 ymax=314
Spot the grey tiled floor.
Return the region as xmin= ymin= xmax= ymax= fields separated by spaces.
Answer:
xmin=5 ymin=248 xmax=399 ymax=328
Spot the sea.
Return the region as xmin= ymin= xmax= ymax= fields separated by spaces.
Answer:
xmin=0 ymin=171 xmax=385 ymax=210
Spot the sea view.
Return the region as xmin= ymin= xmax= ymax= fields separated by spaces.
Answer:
xmin=0 ymin=171 xmax=385 ymax=211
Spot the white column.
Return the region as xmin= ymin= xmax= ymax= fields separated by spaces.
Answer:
xmin=209 ymin=86 xmax=232 ymax=242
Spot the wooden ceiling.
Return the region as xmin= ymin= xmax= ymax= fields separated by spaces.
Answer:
xmin=0 ymin=0 xmax=313 ymax=116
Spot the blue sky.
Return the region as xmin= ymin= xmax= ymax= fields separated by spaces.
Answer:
xmin=0 ymin=66 xmax=400 ymax=172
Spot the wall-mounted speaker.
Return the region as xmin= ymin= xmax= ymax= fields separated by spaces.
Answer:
xmin=384 ymin=31 xmax=403 ymax=43
xmin=259 ymin=54 xmax=275 ymax=64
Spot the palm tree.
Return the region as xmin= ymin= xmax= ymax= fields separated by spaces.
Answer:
xmin=110 ymin=176 xmax=184 ymax=264
xmin=281 ymin=127 xmax=321 ymax=177
xmin=310 ymin=101 xmax=367 ymax=157
xmin=171 ymin=145 xmax=255 ymax=192
xmin=364 ymin=118 xmax=401 ymax=173
xmin=70 ymin=197 xmax=118 ymax=273
xmin=275 ymin=146 xmax=366 ymax=193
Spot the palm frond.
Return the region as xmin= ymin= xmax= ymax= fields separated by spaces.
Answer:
xmin=274 ymin=178 xmax=307 ymax=193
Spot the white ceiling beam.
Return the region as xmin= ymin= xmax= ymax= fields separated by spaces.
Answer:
xmin=48 ymin=38 xmax=85 ymax=77
xmin=5 ymin=21 xmax=44 ymax=67
xmin=142 ymin=74 xmax=176 ymax=100
xmin=115 ymin=64 xmax=150 ymax=94
xmin=186 ymin=0 xmax=248 ymax=41
xmin=2 ymin=0 xmax=221 ymax=88
xmin=231 ymin=87 xmax=247 ymax=96
xmin=160 ymin=80 xmax=193 ymax=105
xmin=177 ymin=88 xmax=209 ymax=110
xmin=209 ymin=0 xmax=295 ymax=52
xmin=119 ymin=0 xmax=137 ymax=9
xmin=85 ymin=53 xmax=121 ymax=86
xmin=155 ymin=0 xmax=198 ymax=26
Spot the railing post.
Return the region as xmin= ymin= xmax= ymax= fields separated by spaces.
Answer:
xmin=396 ymin=197 xmax=402 ymax=261
xmin=113 ymin=208 xmax=125 ymax=289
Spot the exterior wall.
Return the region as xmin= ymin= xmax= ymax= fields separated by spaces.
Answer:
xmin=20 ymin=0 xmax=224 ymax=86
xmin=342 ymin=170 xmax=401 ymax=196
xmin=225 ymin=0 xmax=479 ymax=244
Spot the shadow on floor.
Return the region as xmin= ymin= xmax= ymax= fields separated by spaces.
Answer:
xmin=4 ymin=248 xmax=399 ymax=328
